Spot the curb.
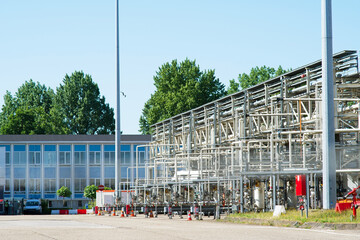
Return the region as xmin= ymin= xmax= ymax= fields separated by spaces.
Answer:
xmin=223 ymin=217 xmax=360 ymax=230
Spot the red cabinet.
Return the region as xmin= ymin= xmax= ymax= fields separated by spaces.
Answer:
xmin=296 ymin=175 xmax=307 ymax=196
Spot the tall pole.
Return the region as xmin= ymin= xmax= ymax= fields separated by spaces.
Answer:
xmin=115 ymin=0 xmax=121 ymax=199
xmin=321 ymin=0 xmax=336 ymax=209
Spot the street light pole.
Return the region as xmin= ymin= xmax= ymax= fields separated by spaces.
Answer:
xmin=321 ymin=0 xmax=336 ymax=209
xmin=115 ymin=0 xmax=121 ymax=200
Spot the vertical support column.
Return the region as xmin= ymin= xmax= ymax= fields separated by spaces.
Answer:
xmin=71 ymin=144 xmax=75 ymax=201
xmin=265 ymin=85 xmax=270 ymax=133
xmin=306 ymin=175 xmax=310 ymax=218
xmin=86 ymin=145 xmax=89 ymax=187
xmin=289 ymin=134 xmax=292 ymax=168
xmin=240 ymin=176 xmax=244 ymax=213
xmin=272 ymin=175 xmax=276 ymax=210
xmin=189 ymin=111 xmax=194 ymax=153
xmin=56 ymin=144 xmax=59 ymax=200
xmin=115 ymin=0 xmax=122 ymax=197
xmin=101 ymin=145 xmax=104 ymax=185
xmin=321 ymin=0 xmax=336 ymax=209
xmin=358 ymin=102 xmax=360 ymax=142
xmin=25 ymin=144 xmax=29 ymax=199
xmin=130 ymin=144 xmax=134 ymax=188
xmin=243 ymin=93 xmax=247 ymax=139
xmin=212 ymin=105 xmax=217 ymax=148
xmin=303 ymin=143 xmax=306 ymax=169
xmin=306 ymin=69 xmax=313 ymax=119
xmin=40 ymin=144 xmax=44 ymax=199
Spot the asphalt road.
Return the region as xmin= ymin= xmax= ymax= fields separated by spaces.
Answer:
xmin=0 ymin=214 xmax=359 ymax=240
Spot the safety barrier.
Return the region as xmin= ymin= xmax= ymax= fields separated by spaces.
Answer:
xmin=51 ymin=209 xmax=93 ymax=215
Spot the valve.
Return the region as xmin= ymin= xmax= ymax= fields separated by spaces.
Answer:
xmin=343 ymin=186 xmax=360 ymax=221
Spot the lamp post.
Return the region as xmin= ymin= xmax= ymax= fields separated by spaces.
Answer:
xmin=115 ymin=0 xmax=121 ymax=199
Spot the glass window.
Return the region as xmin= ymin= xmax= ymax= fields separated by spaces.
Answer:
xmin=29 ymin=179 xmax=41 ymax=193
xmin=59 ymin=178 xmax=71 ymax=189
xmin=14 ymin=179 xmax=26 ymax=192
xmin=5 ymin=152 xmax=10 ymax=165
xmin=104 ymin=151 xmax=115 ymax=165
xmin=104 ymin=178 xmax=115 ymax=190
xmin=44 ymin=179 xmax=56 ymax=193
xmin=59 ymin=152 xmax=71 ymax=165
xmin=89 ymin=178 xmax=101 ymax=186
xmin=29 ymin=152 xmax=41 ymax=165
xmin=29 ymin=167 xmax=41 ymax=178
xmin=44 ymin=167 xmax=56 ymax=178
xmin=74 ymin=152 xmax=86 ymax=165
xmin=44 ymin=152 xmax=56 ymax=165
xmin=13 ymin=151 xmax=26 ymax=165
xmin=74 ymin=179 xmax=86 ymax=192
xmin=121 ymin=152 xmax=131 ymax=165
xmin=0 ymin=145 xmax=10 ymax=165
xmin=89 ymin=152 xmax=101 ymax=165
xmin=138 ymin=152 xmax=145 ymax=164
xmin=5 ymin=179 xmax=10 ymax=193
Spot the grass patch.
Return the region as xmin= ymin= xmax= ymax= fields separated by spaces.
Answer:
xmin=229 ymin=209 xmax=360 ymax=224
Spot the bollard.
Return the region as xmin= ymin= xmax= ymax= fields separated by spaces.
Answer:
xmin=216 ymin=205 xmax=221 ymax=220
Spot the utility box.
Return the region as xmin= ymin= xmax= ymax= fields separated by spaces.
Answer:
xmin=96 ymin=190 xmax=115 ymax=207
xmin=295 ymin=175 xmax=306 ymax=196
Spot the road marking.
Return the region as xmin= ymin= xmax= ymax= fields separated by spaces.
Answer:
xmin=0 ymin=220 xmax=114 ymax=229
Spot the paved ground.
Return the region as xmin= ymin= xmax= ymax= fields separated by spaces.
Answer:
xmin=0 ymin=214 xmax=359 ymax=240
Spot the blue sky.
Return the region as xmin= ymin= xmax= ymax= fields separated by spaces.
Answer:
xmin=1 ymin=0 xmax=359 ymax=134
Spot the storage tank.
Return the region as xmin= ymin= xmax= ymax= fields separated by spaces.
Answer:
xmin=253 ymin=182 xmax=265 ymax=209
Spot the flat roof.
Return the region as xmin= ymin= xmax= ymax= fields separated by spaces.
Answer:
xmin=0 ymin=134 xmax=151 ymax=143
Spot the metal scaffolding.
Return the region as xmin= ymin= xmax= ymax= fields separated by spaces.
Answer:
xmin=132 ymin=50 xmax=360 ymax=214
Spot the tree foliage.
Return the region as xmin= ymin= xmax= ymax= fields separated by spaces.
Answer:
xmin=0 ymin=72 xmax=114 ymax=135
xmin=0 ymin=80 xmax=67 ymax=134
xmin=57 ymin=186 xmax=72 ymax=198
xmin=139 ymin=59 xmax=226 ymax=134
xmin=56 ymin=186 xmax=72 ymax=206
xmin=84 ymin=185 xmax=98 ymax=201
xmin=227 ymin=65 xmax=288 ymax=94
xmin=57 ymin=186 xmax=72 ymax=206
xmin=55 ymin=71 xmax=115 ymax=134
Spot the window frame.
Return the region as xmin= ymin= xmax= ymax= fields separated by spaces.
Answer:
xmin=59 ymin=151 xmax=71 ymax=165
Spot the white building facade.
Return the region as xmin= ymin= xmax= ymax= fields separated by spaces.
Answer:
xmin=0 ymin=135 xmax=150 ymax=208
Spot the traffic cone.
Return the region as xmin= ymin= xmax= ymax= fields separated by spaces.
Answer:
xmin=98 ymin=210 xmax=101 ymax=216
xmin=120 ymin=210 xmax=125 ymax=217
xmin=112 ymin=208 xmax=116 ymax=216
xmin=149 ymin=210 xmax=154 ymax=218
xmin=131 ymin=210 xmax=135 ymax=217
xmin=187 ymin=211 xmax=192 ymax=221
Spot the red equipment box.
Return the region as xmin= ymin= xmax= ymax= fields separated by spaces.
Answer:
xmin=296 ymin=175 xmax=307 ymax=196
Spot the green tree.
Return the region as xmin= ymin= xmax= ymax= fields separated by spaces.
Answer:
xmin=56 ymin=186 xmax=72 ymax=207
xmin=54 ymin=71 xmax=115 ymax=134
xmin=15 ymin=79 xmax=55 ymax=113
xmin=227 ymin=79 xmax=240 ymax=95
xmin=84 ymin=185 xmax=98 ymax=202
xmin=139 ymin=59 xmax=226 ymax=134
xmin=0 ymin=80 xmax=68 ymax=134
xmin=227 ymin=65 xmax=288 ymax=94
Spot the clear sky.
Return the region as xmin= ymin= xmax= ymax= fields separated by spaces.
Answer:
xmin=1 ymin=0 xmax=359 ymax=134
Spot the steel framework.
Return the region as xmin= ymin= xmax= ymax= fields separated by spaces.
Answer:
xmin=132 ymin=50 xmax=360 ymax=214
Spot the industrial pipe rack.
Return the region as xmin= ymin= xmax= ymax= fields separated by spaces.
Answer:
xmin=131 ymin=50 xmax=360 ymax=215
